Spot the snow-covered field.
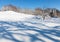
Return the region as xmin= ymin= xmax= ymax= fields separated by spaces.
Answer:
xmin=0 ymin=11 xmax=60 ymax=42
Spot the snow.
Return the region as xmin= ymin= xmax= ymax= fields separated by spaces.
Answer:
xmin=41 ymin=22 xmax=60 ymax=27
xmin=0 ymin=11 xmax=60 ymax=42
xmin=0 ymin=11 xmax=34 ymax=21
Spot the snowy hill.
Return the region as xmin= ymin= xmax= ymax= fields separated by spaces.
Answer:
xmin=0 ymin=11 xmax=34 ymax=21
xmin=0 ymin=11 xmax=60 ymax=42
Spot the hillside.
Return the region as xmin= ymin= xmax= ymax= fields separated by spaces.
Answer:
xmin=0 ymin=11 xmax=34 ymax=21
xmin=0 ymin=11 xmax=60 ymax=42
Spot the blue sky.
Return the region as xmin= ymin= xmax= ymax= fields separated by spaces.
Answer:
xmin=0 ymin=0 xmax=60 ymax=10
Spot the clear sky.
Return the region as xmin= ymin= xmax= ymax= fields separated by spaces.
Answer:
xmin=0 ymin=0 xmax=60 ymax=10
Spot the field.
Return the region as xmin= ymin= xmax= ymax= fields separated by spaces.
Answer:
xmin=0 ymin=11 xmax=60 ymax=42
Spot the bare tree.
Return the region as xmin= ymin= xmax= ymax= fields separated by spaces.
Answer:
xmin=1 ymin=4 xmax=21 ymax=12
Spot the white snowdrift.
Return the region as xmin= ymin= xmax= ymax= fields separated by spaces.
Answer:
xmin=0 ymin=11 xmax=34 ymax=21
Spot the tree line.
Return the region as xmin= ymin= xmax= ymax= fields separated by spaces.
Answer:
xmin=1 ymin=4 xmax=60 ymax=17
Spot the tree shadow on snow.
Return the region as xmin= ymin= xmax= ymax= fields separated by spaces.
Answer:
xmin=0 ymin=21 xmax=60 ymax=42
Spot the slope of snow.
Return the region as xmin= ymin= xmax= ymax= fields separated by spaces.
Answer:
xmin=0 ymin=11 xmax=60 ymax=42
xmin=0 ymin=11 xmax=34 ymax=21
